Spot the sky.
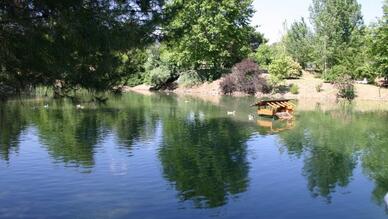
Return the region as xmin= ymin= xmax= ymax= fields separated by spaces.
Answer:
xmin=252 ymin=0 xmax=384 ymax=43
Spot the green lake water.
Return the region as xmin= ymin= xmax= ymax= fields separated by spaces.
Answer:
xmin=1 ymin=92 xmax=388 ymax=218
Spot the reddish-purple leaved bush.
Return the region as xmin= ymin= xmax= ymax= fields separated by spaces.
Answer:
xmin=220 ymin=59 xmax=270 ymax=95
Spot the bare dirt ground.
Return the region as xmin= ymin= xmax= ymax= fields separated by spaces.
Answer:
xmin=284 ymin=71 xmax=388 ymax=101
xmin=124 ymin=71 xmax=388 ymax=102
xmin=173 ymin=79 xmax=223 ymax=96
xmin=122 ymin=84 xmax=153 ymax=96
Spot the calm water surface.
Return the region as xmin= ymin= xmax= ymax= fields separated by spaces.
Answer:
xmin=1 ymin=93 xmax=388 ymax=219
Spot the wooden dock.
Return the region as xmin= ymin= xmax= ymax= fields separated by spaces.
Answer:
xmin=252 ymin=99 xmax=295 ymax=119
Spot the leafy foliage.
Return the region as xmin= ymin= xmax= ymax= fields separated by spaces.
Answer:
xmin=268 ymin=74 xmax=284 ymax=88
xmin=177 ymin=70 xmax=203 ymax=88
xmin=253 ymin=44 xmax=274 ymax=68
xmin=310 ymin=0 xmax=364 ymax=70
xmin=335 ymin=75 xmax=356 ymax=100
xmin=283 ymin=18 xmax=314 ymax=68
xmin=290 ymin=84 xmax=299 ymax=94
xmin=371 ymin=0 xmax=388 ymax=80
xmin=249 ymin=31 xmax=268 ymax=51
xmin=323 ymin=65 xmax=350 ymax=82
xmin=143 ymin=45 xmax=178 ymax=89
xmin=147 ymin=66 xmax=173 ymax=89
xmin=122 ymin=49 xmax=148 ymax=87
xmin=0 ymin=0 xmax=164 ymax=96
xmin=163 ymin=0 xmax=256 ymax=77
xmin=219 ymin=76 xmax=236 ymax=95
xmin=220 ymin=59 xmax=270 ymax=95
xmin=278 ymin=0 xmax=384 ymax=83
xmin=1 ymin=0 xmax=386 ymax=97
xmin=268 ymin=55 xmax=302 ymax=79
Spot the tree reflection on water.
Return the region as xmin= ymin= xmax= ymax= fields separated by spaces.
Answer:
xmin=159 ymin=115 xmax=251 ymax=208
xmin=1 ymin=94 xmax=388 ymax=209
xmin=279 ymin=109 xmax=388 ymax=204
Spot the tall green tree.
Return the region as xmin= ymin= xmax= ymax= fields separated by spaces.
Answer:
xmin=371 ymin=0 xmax=388 ymax=80
xmin=163 ymin=0 xmax=256 ymax=79
xmin=309 ymin=0 xmax=364 ymax=74
xmin=0 ymin=0 xmax=163 ymax=96
xmin=253 ymin=44 xmax=274 ymax=68
xmin=283 ymin=18 xmax=314 ymax=68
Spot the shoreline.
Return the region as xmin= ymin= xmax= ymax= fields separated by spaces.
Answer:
xmin=123 ymin=72 xmax=388 ymax=102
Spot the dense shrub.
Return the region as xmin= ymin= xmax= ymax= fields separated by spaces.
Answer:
xmin=122 ymin=49 xmax=148 ymax=87
xmin=233 ymin=59 xmax=266 ymax=94
xmin=323 ymin=65 xmax=349 ymax=83
xmin=288 ymin=59 xmax=303 ymax=78
xmin=268 ymin=55 xmax=302 ymax=79
xmin=253 ymin=44 xmax=273 ymax=68
xmin=143 ymin=45 xmax=177 ymax=89
xmin=125 ymin=73 xmax=146 ymax=87
xmin=354 ymin=63 xmax=375 ymax=82
xmin=233 ymin=58 xmax=260 ymax=74
xmin=177 ymin=70 xmax=203 ymax=87
xmin=220 ymin=59 xmax=270 ymax=95
xmin=147 ymin=66 xmax=172 ymax=89
xmin=219 ymin=76 xmax=236 ymax=95
xmin=290 ymin=84 xmax=299 ymax=94
xmin=267 ymin=74 xmax=283 ymax=88
xmin=335 ymin=75 xmax=356 ymax=100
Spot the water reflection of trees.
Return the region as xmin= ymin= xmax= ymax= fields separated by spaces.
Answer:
xmin=30 ymin=107 xmax=103 ymax=167
xmin=110 ymin=108 xmax=158 ymax=149
xmin=159 ymin=116 xmax=251 ymax=208
xmin=0 ymin=102 xmax=28 ymax=161
xmin=0 ymin=94 xmax=161 ymax=167
xmin=360 ymin=113 xmax=388 ymax=205
xmin=303 ymin=147 xmax=356 ymax=202
xmin=279 ymin=110 xmax=388 ymax=204
xmin=2 ymin=94 xmax=388 ymax=209
xmin=0 ymin=93 xmax=219 ymax=167
xmin=281 ymin=111 xmax=359 ymax=202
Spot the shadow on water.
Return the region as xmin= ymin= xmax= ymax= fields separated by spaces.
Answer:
xmin=1 ymin=93 xmax=388 ymax=212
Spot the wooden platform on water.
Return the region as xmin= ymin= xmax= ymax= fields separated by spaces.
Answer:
xmin=252 ymin=99 xmax=295 ymax=119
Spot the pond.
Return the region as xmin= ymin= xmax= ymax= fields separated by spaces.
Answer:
xmin=1 ymin=92 xmax=388 ymax=219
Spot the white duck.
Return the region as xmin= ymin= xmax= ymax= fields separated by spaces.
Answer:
xmin=76 ymin=104 xmax=85 ymax=109
xmin=227 ymin=111 xmax=236 ymax=116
